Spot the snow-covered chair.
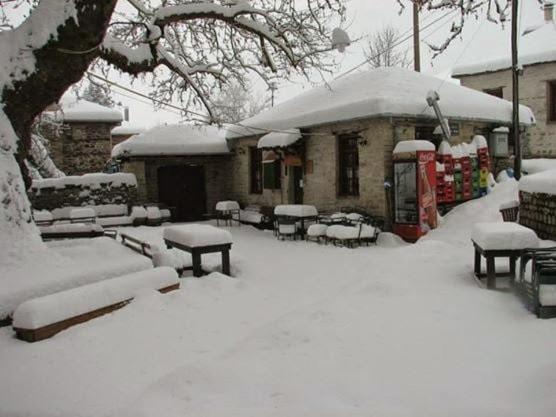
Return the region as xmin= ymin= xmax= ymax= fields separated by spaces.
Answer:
xmin=215 ymin=201 xmax=240 ymax=227
xmin=276 ymin=217 xmax=298 ymax=240
xmin=130 ymin=206 xmax=147 ymax=226
xmin=306 ymin=223 xmax=328 ymax=244
xmin=146 ymin=206 xmax=162 ymax=226
xmin=499 ymin=200 xmax=519 ymax=222
xmin=12 ymin=267 xmax=180 ymax=342
xmin=517 ymin=247 xmax=556 ymax=318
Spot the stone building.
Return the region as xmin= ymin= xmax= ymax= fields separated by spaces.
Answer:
xmin=225 ymin=67 xmax=534 ymax=222
xmin=112 ymin=124 xmax=231 ymax=222
xmin=48 ymin=98 xmax=123 ymax=175
xmin=111 ymin=124 xmax=145 ymax=148
xmin=452 ymin=3 xmax=556 ymax=157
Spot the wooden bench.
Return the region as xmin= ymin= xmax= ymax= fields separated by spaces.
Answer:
xmin=121 ymin=233 xmax=153 ymax=258
xmin=163 ymin=225 xmax=233 ymax=277
xmin=12 ymin=267 xmax=180 ymax=342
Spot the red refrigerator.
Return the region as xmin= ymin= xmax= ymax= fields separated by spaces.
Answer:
xmin=393 ymin=140 xmax=438 ymax=242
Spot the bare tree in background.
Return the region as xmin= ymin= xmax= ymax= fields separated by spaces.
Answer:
xmin=212 ymin=80 xmax=270 ymax=124
xmin=364 ymin=25 xmax=410 ymax=68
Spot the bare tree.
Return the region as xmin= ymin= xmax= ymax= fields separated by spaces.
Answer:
xmin=0 ymin=0 xmax=346 ymax=247
xmin=364 ymin=25 xmax=410 ymax=68
xmin=212 ymin=80 xmax=270 ymax=124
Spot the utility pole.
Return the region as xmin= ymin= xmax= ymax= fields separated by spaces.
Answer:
xmin=269 ymin=82 xmax=278 ymax=107
xmin=413 ymin=0 xmax=421 ymax=72
xmin=512 ymin=0 xmax=521 ymax=179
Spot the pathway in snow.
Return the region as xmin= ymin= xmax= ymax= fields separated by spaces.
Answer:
xmin=1 ymin=180 xmax=556 ymax=417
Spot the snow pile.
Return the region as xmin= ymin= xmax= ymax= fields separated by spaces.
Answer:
xmin=33 ymin=210 xmax=53 ymax=223
xmin=453 ymin=22 xmax=556 ymax=76
xmin=13 ymin=267 xmax=179 ymax=329
xmin=32 ymin=173 xmax=137 ymax=190
xmin=39 ymin=223 xmax=103 ymax=234
xmin=69 ymin=208 xmax=95 ymax=220
xmin=522 ymin=158 xmax=556 ymax=175
xmin=164 ymin=225 xmax=233 ymax=247
xmin=499 ymin=200 xmax=519 ymax=210
xmin=112 ymin=124 xmax=229 ymax=158
xmin=519 ymin=169 xmax=556 ymax=195
xmin=112 ymin=124 xmax=145 ymax=136
xmin=227 ymin=67 xmax=534 ymax=139
xmin=131 ymin=206 xmax=148 ymax=220
xmin=96 ymin=216 xmax=132 ymax=227
xmin=0 ymin=237 xmax=152 ymax=318
xmin=94 ymin=204 xmax=128 ymax=217
xmin=146 ymin=206 xmax=161 ymax=220
xmin=274 ymin=205 xmax=318 ymax=217
xmin=471 ymin=222 xmax=539 ymax=250
xmin=393 ymin=140 xmax=435 ymax=154
xmin=55 ymin=97 xmax=122 ymax=123
xmin=307 ymin=223 xmax=328 ymax=237
xmin=257 ymin=129 xmax=301 ymax=149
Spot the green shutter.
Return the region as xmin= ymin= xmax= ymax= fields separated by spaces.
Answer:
xmin=263 ymin=160 xmax=281 ymax=189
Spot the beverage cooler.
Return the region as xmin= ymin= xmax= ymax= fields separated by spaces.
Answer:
xmin=392 ymin=140 xmax=438 ymax=242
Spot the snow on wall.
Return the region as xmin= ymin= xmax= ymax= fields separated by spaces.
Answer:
xmin=112 ymin=124 xmax=229 ymax=158
xmin=519 ymin=169 xmax=556 ymax=195
xmin=31 ymin=173 xmax=137 ymax=190
xmin=227 ymin=67 xmax=535 ymax=139
xmin=54 ymin=98 xmax=123 ymax=123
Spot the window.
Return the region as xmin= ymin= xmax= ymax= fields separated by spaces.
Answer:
xmin=548 ymin=81 xmax=556 ymax=122
xmin=263 ymin=159 xmax=281 ymax=189
xmin=483 ymin=87 xmax=504 ymax=99
xmin=338 ymin=133 xmax=359 ymax=196
xmin=394 ymin=162 xmax=417 ymax=224
xmin=249 ymin=146 xmax=262 ymax=194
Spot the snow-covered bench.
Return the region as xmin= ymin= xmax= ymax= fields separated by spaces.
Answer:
xmin=325 ymin=224 xmax=378 ymax=248
xmin=33 ymin=210 xmax=54 ymax=226
xmin=70 ymin=207 xmax=96 ymax=223
xmin=471 ymin=222 xmax=539 ymax=289
xmin=39 ymin=223 xmax=106 ymax=240
xmin=12 ymin=267 xmax=180 ymax=342
xmin=163 ymin=225 xmax=233 ymax=277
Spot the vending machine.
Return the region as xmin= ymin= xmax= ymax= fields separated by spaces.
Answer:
xmin=393 ymin=140 xmax=438 ymax=242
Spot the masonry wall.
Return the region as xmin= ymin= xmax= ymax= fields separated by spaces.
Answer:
xmin=50 ymin=122 xmax=118 ymax=175
xmin=121 ymin=156 xmax=232 ymax=213
xmin=519 ymin=190 xmax=556 ymax=241
xmin=456 ymin=62 xmax=556 ymax=157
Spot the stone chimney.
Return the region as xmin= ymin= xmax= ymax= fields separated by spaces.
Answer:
xmin=545 ymin=1 xmax=554 ymax=22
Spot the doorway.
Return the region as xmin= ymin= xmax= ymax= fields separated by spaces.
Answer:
xmin=293 ymin=165 xmax=303 ymax=204
xmin=157 ymin=165 xmax=206 ymax=221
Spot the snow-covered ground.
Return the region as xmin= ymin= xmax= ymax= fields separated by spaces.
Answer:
xmin=1 ymin=180 xmax=556 ymax=417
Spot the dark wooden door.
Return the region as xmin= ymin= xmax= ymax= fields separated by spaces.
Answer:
xmin=293 ymin=166 xmax=303 ymax=204
xmin=157 ymin=165 xmax=206 ymax=222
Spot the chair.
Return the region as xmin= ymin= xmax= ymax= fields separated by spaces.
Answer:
xmin=517 ymin=247 xmax=556 ymax=318
xmin=276 ymin=217 xmax=298 ymax=240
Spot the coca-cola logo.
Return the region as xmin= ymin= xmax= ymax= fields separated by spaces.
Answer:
xmin=419 ymin=152 xmax=435 ymax=164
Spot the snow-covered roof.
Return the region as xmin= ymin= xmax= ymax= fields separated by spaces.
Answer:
xmin=112 ymin=124 xmax=229 ymax=158
xmin=227 ymin=67 xmax=534 ymax=139
xmin=111 ymin=124 xmax=146 ymax=136
xmin=257 ymin=129 xmax=301 ymax=149
xmin=453 ymin=22 xmax=556 ymax=76
xmin=56 ymin=98 xmax=123 ymax=123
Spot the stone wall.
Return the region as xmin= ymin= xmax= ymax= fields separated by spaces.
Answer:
xmin=29 ymin=178 xmax=137 ymax=211
xmin=456 ymin=62 xmax=556 ymax=158
xmin=121 ymin=156 xmax=232 ymax=213
xmin=519 ymin=191 xmax=556 ymax=241
xmin=50 ymin=121 xmax=119 ymax=175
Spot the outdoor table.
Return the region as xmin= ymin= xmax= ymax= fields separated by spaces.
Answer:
xmin=274 ymin=205 xmax=318 ymax=235
xmin=215 ymin=201 xmax=240 ymax=227
xmin=163 ymin=225 xmax=233 ymax=277
xmin=471 ymin=222 xmax=539 ymax=289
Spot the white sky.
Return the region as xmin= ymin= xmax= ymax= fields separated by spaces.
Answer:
xmin=5 ymin=0 xmax=548 ymax=129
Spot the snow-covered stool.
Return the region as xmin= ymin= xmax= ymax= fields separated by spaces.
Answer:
xmin=517 ymin=247 xmax=556 ymax=318
xmin=163 ymin=225 xmax=233 ymax=277
xmin=471 ymin=222 xmax=539 ymax=289
xmin=146 ymin=206 xmax=162 ymax=226
xmin=306 ymin=224 xmax=328 ymax=243
xmin=12 ymin=267 xmax=180 ymax=342
xmin=69 ymin=207 xmax=96 ymax=224
xmin=215 ymin=201 xmax=240 ymax=227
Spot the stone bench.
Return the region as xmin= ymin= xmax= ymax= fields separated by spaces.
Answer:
xmin=471 ymin=222 xmax=539 ymax=289
xmin=12 ymin=267 xmax=180 ymax=342
xmin=163 ymin=225 xmax=233 ymax=277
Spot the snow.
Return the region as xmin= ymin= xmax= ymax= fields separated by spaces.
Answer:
xmin=453 ymin=22 xmax=556 ymax=76
xmin=274 ymin=205 xmax=318 ymax=217
xmin=131 ymin=206 xmax=148 ymax=219
xmin=239 ymin=210 xmax=264 ymax=224
xmin=0 ymin=237 xmax=152 ymax=318
xmin=522 ymin=158 xmax=556 ymax=175
xmin=70 ymin=208 xmax=96 ymax=220
xmin=307 ymin=224 xmax=328 ymax=237
xmin=55 ymin=97 xmax=123 ymax=123
xmin=33 ymin=210 xmax=53 ymax=222
xmin=438 ymin=140 xmax=452 ymax=155
xmin=112 ymin=124 xmax=229 ymax=158
xmin=472 ymin=134 xmax=488 ymax=149
xmin=215 ymin=201 xmax=240 ymax=211
xmin=257 ymin=129 xmax=301 ymax=149
xmin=32 ymin=173 xmax=137 ymax=190
xmin=499 ymin=200 xmax=519 ymax=210
xmin=3 ymin=180 xmax=556 ymax=416
xmin=111 ymin=125 xmax=146 ymax=136
xmin=164 ymin=225 xmax=233 ymax=247
xmin=13 ymin=267 xmax=179 ymax=330
xmin=227 ymin=67 xmax=535 ymax=139
xmin=519 ymin=169 xmax=556 ymax=195
xmin=393 ymin=139 xmax=435 ymax=154
xmin=471 ymin=222 xmax=539 ymax=250
xmin=146 ymin=207 xmax=161 ymax=220
xmin=96 ymin=216 xmax=133 ymax=227
xmin=94 ymin=204 xmax=128 ymax=217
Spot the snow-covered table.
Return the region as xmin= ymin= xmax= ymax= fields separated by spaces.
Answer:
xmin=471 ymin=223 xmax=539 ymax=289
xmin=215 ymin=201 xmax=240 ymax=227
xmin=163 ymin=225 xmax=233 ymax=277
xmin=274 ymin=205 xmax=318 ymax=236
